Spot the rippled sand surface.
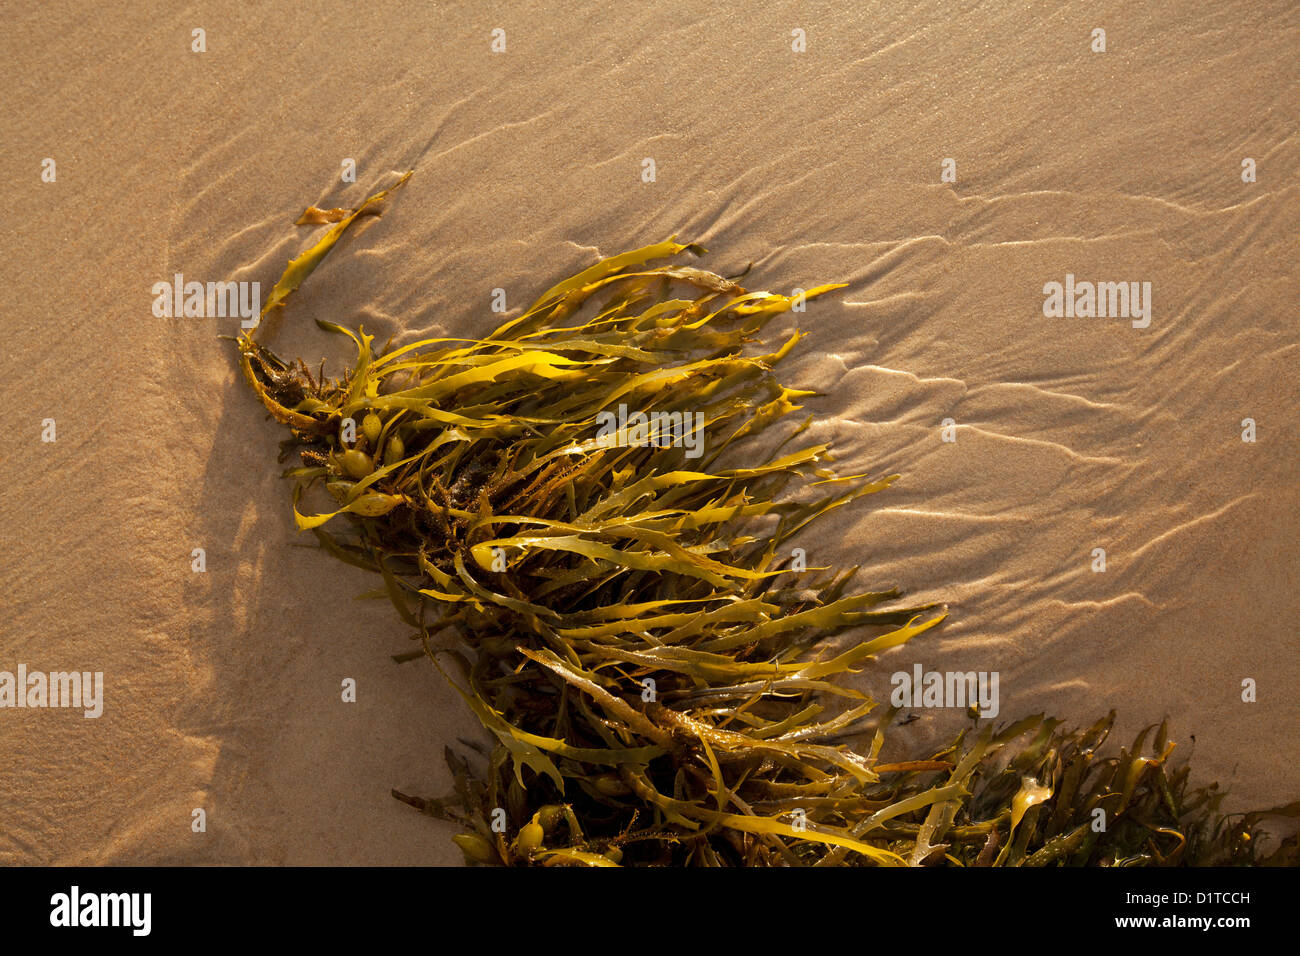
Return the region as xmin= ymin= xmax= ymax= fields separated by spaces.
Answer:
xmin=2 ymin=1 xmax=1295 ymax=863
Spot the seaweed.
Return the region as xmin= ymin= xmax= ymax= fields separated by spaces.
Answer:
xmin=234 ymin=171 xmax=1296 ymax=866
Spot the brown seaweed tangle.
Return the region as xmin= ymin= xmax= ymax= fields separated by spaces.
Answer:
xmin=234 ymin=172 xmax=1299 ymax=867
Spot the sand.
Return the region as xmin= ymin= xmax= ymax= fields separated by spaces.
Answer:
xmin=1 ymin=0 xmax=1295 ymax=864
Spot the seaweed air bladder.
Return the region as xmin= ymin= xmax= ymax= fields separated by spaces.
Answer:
xmin=234 ymin=171 xmax=1293 ymax=867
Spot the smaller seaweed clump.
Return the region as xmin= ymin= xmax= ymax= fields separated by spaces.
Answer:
xmin=235 ymin=173 xmax=1295 ymax=866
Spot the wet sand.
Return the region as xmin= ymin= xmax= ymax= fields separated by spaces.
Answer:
xmin=1 ymin=0 xmax=1296 ymax=863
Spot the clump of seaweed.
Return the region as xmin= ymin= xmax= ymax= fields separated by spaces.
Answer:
xmin=235 ymin=172 xmax=1295 ymax=866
